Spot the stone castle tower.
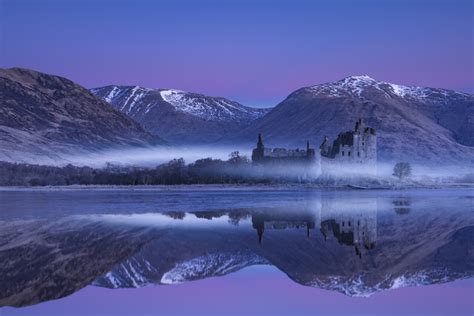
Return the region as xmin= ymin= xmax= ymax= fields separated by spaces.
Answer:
xmin=251 ymin=133 xmax=265 ymax=162
xmin=319 ymin=119 xmax=377 ymax=173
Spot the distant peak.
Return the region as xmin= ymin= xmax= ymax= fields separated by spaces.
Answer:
xmin=343 ymin=75 xmax=376 ymax=82
xmin=160 ymin=88 xmax=185 ymax=94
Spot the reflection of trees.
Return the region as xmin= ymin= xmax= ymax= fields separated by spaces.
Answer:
xmin=192 ymin=210 xmax=252 ymax=223
xmin=194 ymin=211 xmax=228 ymax=220
xmin=165 ymin=211 xmax=186 ymax=220
xmin=228 ymin=211 xmax=251 ymax=226
xmin=393 ymin=199 xmax=411 ymax=215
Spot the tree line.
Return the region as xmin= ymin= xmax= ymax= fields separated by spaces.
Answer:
xmin=0 ymin=152 xmax=281 ymax=186
xmin=3 ymin=153 xmax=469 ymax=187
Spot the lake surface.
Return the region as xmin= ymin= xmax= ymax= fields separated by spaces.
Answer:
xmin=0 ymin=187 xmax=473 ymax=316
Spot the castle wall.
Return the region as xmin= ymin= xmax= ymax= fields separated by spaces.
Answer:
xmin=252 ymin=137 xmax=316 ymax=165
xmin=319 ymin=119 xmax=377 ymax=176
xmin=331 ymin=133 xmax=376 ymax=163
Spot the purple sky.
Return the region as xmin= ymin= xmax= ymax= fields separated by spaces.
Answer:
xmin=1 ymin=0 xmax=473 ymax=107
xmin=3 ymin=266 xmax=473 ymax=316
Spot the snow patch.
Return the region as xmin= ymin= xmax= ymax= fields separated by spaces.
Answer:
xmin=308 ymin=269 xmax=455 ymax=297
xmin=104 ymin=272 xmax=121 ymax=288
xmin=161 ymin=252 xmax=268 ymax=284
xmin=159 ymin=89 xmax=265 ymax=122
xmin=91 ymin=86 xmax=268 ymax=123
xmin=122 ymin=86 xmax=149 ymax=114
xmin=104 ymin=86 xmax=120 ymax=103
xmin=305 ymin=75 xmax=467 ymax=103
xmin=308 ymin=75 xmax=380 ymax=99
xmin=389 ymin=84 xmax=410 ymax=97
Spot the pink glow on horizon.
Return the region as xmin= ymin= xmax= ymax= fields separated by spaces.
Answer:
xmin=1 ymin=0 xmax=472 ymax=107
xmin=3 ymin=266 xmax=473 ymax=316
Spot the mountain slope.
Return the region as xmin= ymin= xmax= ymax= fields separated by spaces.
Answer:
xmin=0 ymin=68 xmax=163 ymax=163
xmin=91 ymin=85 xmax=269 ymax=144
xmin=232 ymin=76 xmax=473 ymax=164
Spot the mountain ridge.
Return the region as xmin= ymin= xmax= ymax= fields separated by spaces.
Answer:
xmin=0 ymin=68 xmax=164 ymax=163
xmin=229 ymin=75 xmax=473 ymax=164
xmin=91 ymin=85 xmax=270 ymax=144
xmin=1 ymin=68 xmax=472 ymax=166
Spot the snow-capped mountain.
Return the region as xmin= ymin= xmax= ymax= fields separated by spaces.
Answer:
xmin=232 ymin=75 xmax=473 ymax=164
xmin=0 ymin=68 xmax=163 ymax=164
xmin=302 ymin=75 xmax=469 ymax=102
xmin=91 ymin=85 xmax=270 ymax=144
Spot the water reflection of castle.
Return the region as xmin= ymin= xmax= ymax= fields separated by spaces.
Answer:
xmin=251 ymin=199 xmax=377 ymax=258
xmin=252 ymin=212 xmax=316 ymax=244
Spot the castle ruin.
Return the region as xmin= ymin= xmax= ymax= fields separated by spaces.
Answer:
xmin=320 ymin=118 xmax=376 ymax=164
xmin=251 ymin=118 xmax=377 ymax=175
xmin=251 ymin=134 xmax=316 ymax=164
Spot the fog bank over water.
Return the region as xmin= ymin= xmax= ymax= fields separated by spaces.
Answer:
xmin=65 ymin=145 xmax=251 ymax=167
xmin=61 ymin=145 xmax=474 ymax=181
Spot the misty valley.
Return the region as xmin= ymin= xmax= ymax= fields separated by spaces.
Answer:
xmin=0 ymin=52 xmax=473 ymax=316
xmin=2 ymin=1 xmax=473 ymax=315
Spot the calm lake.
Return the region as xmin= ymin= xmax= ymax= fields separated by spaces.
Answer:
xmin=0 ymin=187 xmax=473 ymax=316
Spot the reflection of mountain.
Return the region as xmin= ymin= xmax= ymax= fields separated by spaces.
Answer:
xmin=0 ymin=193 xmax=473 ymax=307
xmin=0 ymin=218 xmax=154 ymax=307
xmin=93 ymin=203 xmax=473 ymax=298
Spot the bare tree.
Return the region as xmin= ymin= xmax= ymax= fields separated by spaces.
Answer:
xmin=228 ymin=151 xmax=249 ymax=164
xmin=393 ymin=162 xmax=412 ymax=180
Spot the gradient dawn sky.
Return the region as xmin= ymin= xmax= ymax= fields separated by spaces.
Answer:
xmin=3 ymin=266 xmax=474 ymax=316
xmin=1 ymin=0 xmax=473 ymax=107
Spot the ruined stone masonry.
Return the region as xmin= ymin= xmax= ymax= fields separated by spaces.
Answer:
xmin=251 ymin=118 xmax=377 ymax=175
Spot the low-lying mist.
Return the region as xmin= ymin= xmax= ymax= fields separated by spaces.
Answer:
xmin=64 ymin=145 xmax=251 ymax=168
xmin=60 ymin=145 xmax=473 ymax=184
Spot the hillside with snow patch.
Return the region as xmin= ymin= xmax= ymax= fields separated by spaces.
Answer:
xmin=231 ymin=75 xmax=473 ymax=164
xmin=91 ymin=85 xmax=269 ymax=144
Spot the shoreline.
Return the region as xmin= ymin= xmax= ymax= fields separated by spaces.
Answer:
xmin=0 ymin=182 xmax=472 ymax=191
